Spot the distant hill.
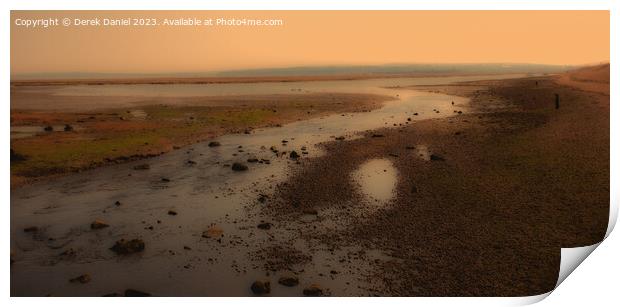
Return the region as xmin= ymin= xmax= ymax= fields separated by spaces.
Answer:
xmin=215 ymin=63 xmax=574 ymax=77
xmin=12 ymin=63 xmax=575 ymax=81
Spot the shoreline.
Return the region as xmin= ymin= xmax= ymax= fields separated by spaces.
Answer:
xmin=10 ymin=72 xmax=536 ymax=87
xmin=261 ymin=68 xmax=609 ymax=295
xmin=10 ymin=92 xmax=394 ymax=187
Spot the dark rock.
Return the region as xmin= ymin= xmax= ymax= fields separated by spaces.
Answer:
xmin=110 ymin=239 xmax=145 ymax=255
xmin=208 ymin=141 xmax=221 ymax=147
xmin=23 ymin=226 xmax=38 ymax=233
xmin=258 ymin=194 xmax=268 ymax=203
xmin=278 ymin=276 xmax=299 ymax=287
xmin=411 ymin=186 xmax=418 ymax=193
xmin=69 ymin=274 xmax=91 ymax=284
xmin=247 ymin=158 xmax=259 ymax=163
xmin=124 ymin=289 xmax=151 ymax=297
xmin=186 ymin=160 xmax=197 ymax=165
xmin=302 ymin=208 xmax=318 ymax=215
xmin=44 ymin=126 xmax=53 ymax=132
xmin=167 ymin=210 xmax=177 ymax=216
xmin=371 ymin=134 xmax=384 ymax=138
xmin=257 ymin=222 xmax=272 ymax=230
xmin=161 ymin=177 xmax=170 ymax=182
xmin=59 ymin=248 xmax=77 ymax=258
xmin=133 ymin=163 xmax=150 ymax=170
xmin=430 ymin=154 xmax=445 ymax=161
xmin=10 ymin=149 xmax=27 ymax=163
xmin=90 ymin=220 xmax=109 ymax=230
xmin=232 ymin=162 xmax=248 ymax=171
xmin=114 ymin=201 xmax=122 ymax=206
xmin=289 ymin=151 xmax=300 ymax=159
xmin=303 ymin=284 xmax=323 ymax=296
xmin=64 ymin=124 xmax=73 ymax=132
xmin=413 ymin=113 xmax=419 ymax=116
xmin=251 ymin=280 xmax=271 ymax=295
xmin=335 ymin=136 xmax=345 ymax=141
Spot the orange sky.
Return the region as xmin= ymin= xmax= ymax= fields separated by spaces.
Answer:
xmin=10 ymin=11 xmax=609 ymax=76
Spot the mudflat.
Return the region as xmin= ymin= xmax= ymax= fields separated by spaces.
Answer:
xmin=10 ymin=66 xmax=609 ymax=296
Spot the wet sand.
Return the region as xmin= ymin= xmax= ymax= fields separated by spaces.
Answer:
xmin=10 ymin=68 xmax=608 ymax=296
xmin=264 ymin=66 xmax=609 ymax=296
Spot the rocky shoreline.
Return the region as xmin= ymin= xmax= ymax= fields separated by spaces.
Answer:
xmin=259 ymin=72 xmax=609 ymax=296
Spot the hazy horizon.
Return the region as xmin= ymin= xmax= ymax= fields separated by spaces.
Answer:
xmin=11 ymin=62 xmax=596 ymax=81
xmin=11 ymin=11 xmax=609 ymax=79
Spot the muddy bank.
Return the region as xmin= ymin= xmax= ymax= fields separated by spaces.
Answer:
xmin=10 ymin=92 xmax=392 ymax=186
xmin=264 ymin=73 xmax=609 ymax=296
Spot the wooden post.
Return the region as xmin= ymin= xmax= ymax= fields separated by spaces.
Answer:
xmin=555 ymin=93 xmax=560 ymax=109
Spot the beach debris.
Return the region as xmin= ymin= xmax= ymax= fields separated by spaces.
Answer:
xmin=90 ymin=220 xmax=109 ymax=230
xmin=208 ymin=141 xmax=221 ymax=147
xmin=23 ymin=226 xmax=38 ymax=233
xmin=251 ymin=280 xmax=271 ymax=295
xmin=202 ymin=225 xmax=224 ymax=238
xmin=124 ymin=289 xmax=151 ymax=297
xmin=110 ymin=239 xmax=145 ymax=255
xmin=290 ymin=151 xmax=300 ymax=159
xmin=430 ymin=154 xmax=445 ymax=161
xmin=232 ymin=162 xmax=248 ymax=171
xmin=69 ymin=274 xmax=91 ymax=284
xmin=407 ymin=118 xmax=412 ymax=121
xmin=167 ymin=210 xmax=177 ymax=216
xmin=278 ymin=276 xmax=299 ymax=287
xmin=303 ymin=284 xmax=323 ymax=296
xmin=257 ymin=222 xmax=272 ymax=230
xmin=64 ymin=124 xmax=73 ymax=132
xmin=133 ymin=163 xmax=150 ymax=170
